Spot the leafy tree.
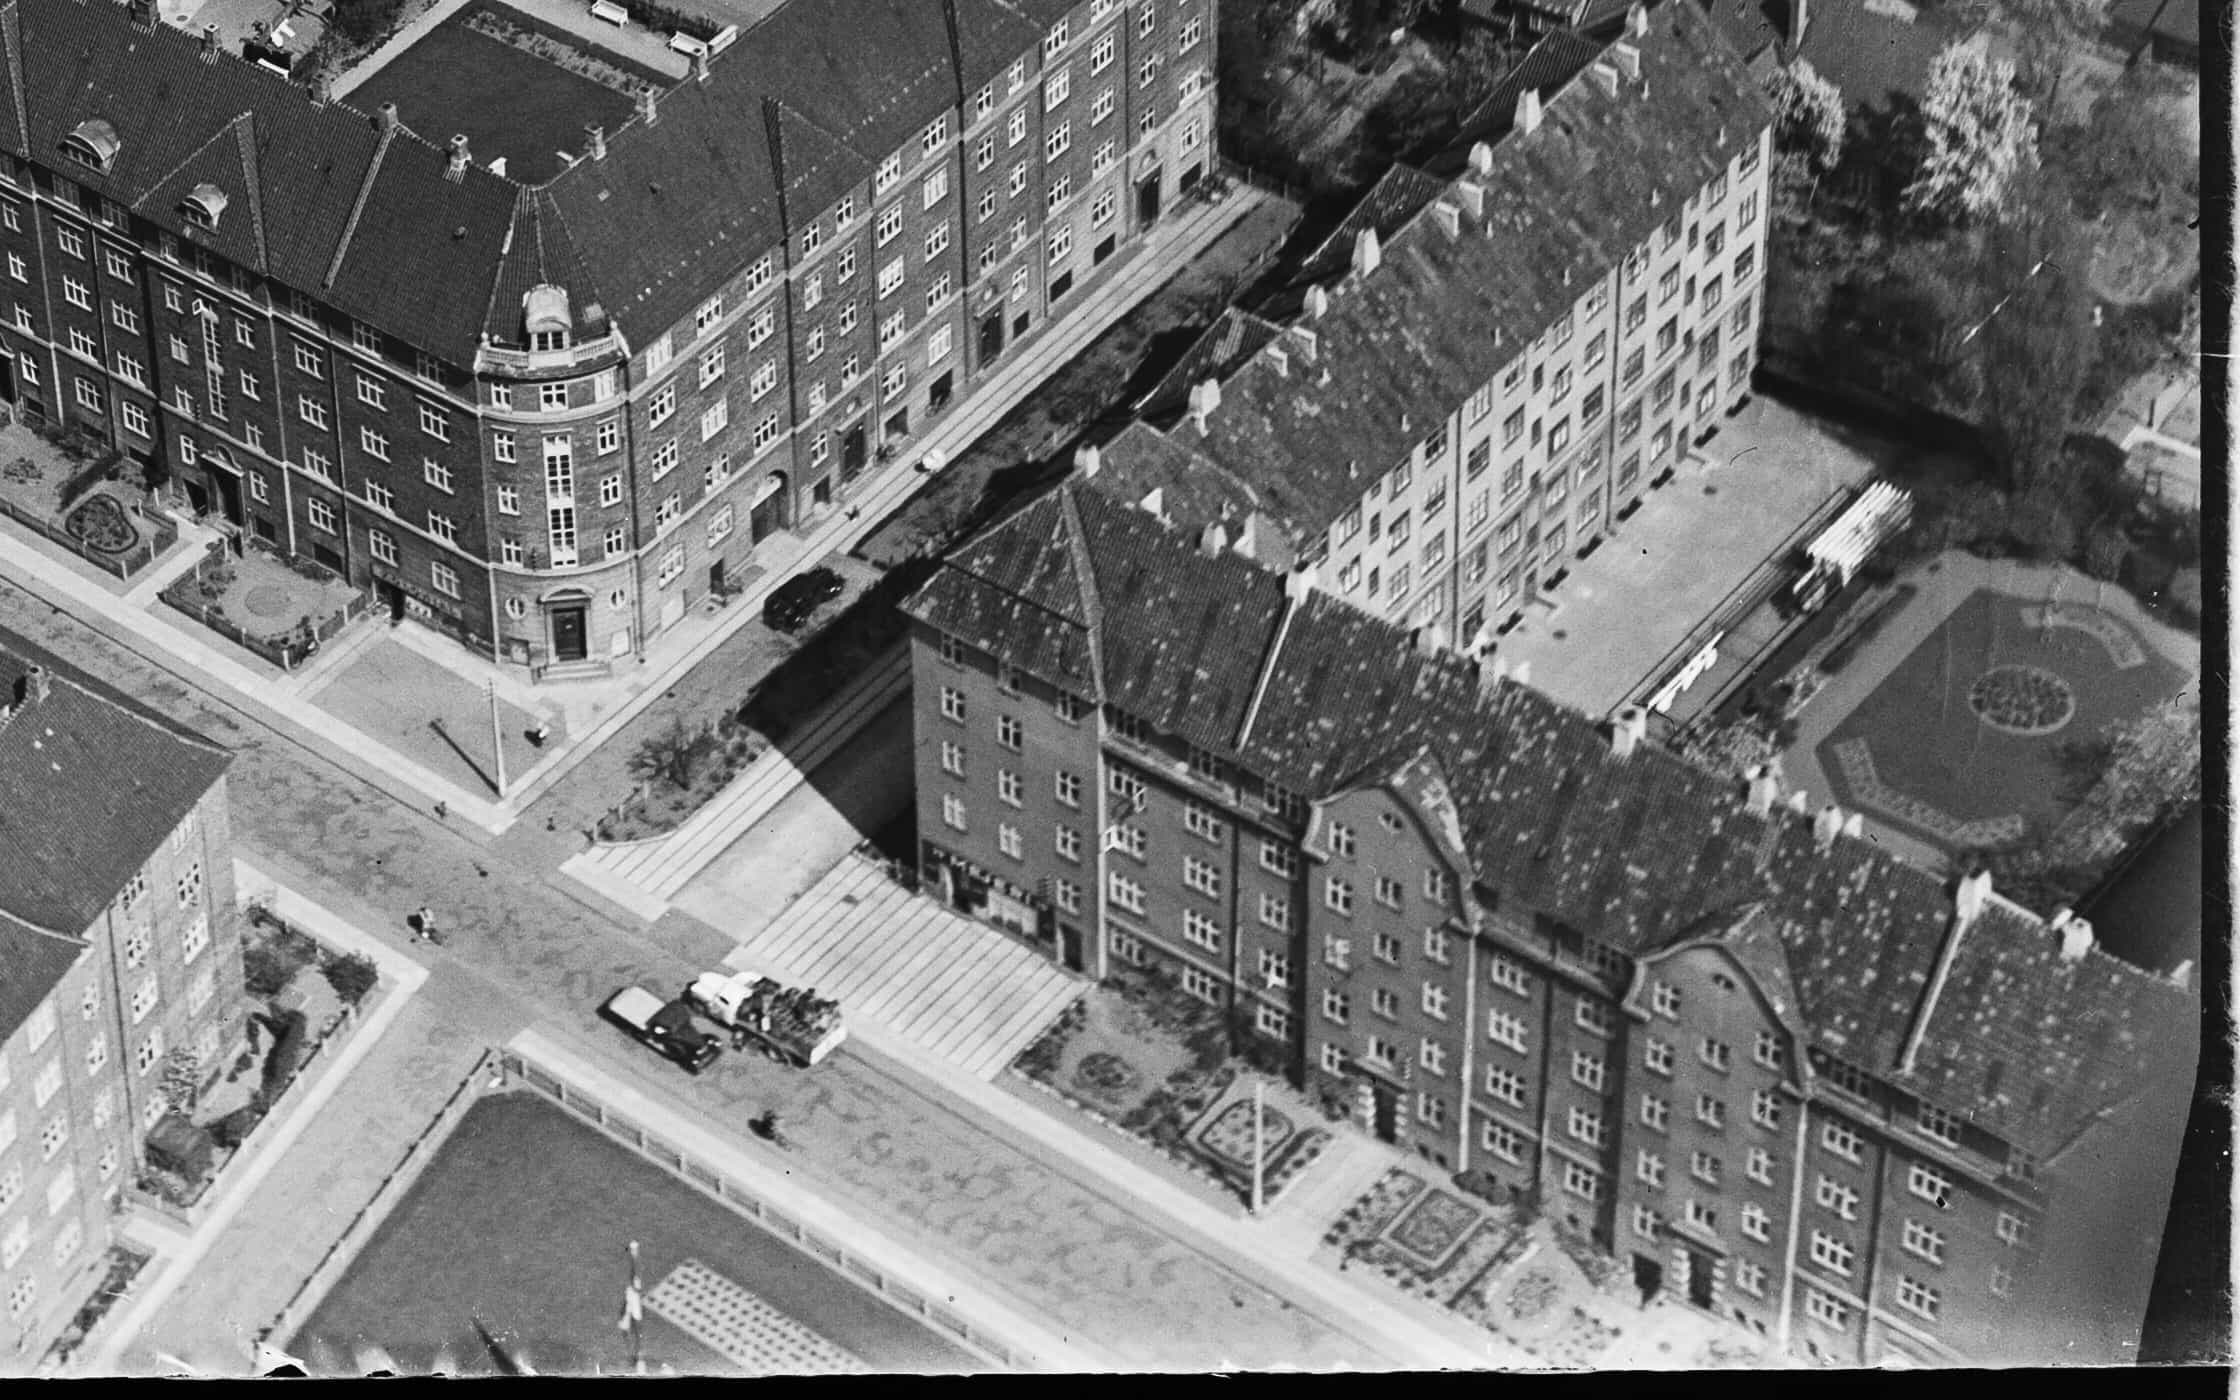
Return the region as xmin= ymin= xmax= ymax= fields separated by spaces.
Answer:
xmin=1903 ymin=44 xmax=2040 ymax=224
xmin=1767 ymin=59 xmax=1847 ymax=173
xmin=2009 ymin=484 xmax=2080 ymax=562
xmin=1973 ymin=176 xmax=2095 ymax=493
xmin=2053 ymin=64 xmax=2200 ymax=221
xmin=1981 ymin=0 xmax=2113 ymax=108
xmin=161 ymin=1048 xmax=202 ymax=1116
xmin=2084 ymin=522 xmax=2130 ymax=604
xmin=629 ymin=714 xmax=713 ymax=793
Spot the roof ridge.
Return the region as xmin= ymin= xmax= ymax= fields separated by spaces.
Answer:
xmin=231 ymin=112 xmax=270 ymax=272
xmin=1234 ymin=582 xmax=1306 ymax=751
xmin=480 ymin=187 xmax=537 ymax=347
xmin=0 ymin=3 xmax=27 ymax=158
xmin=533 ymin=189 xmax=609 ymax=339
xmin=1052 ymin=482 xmax=1105 ymax=692
xmin=324 ymin=120 xmax=397 ymax=291
xmin=50 ymin=667 xmax=232 ymax=761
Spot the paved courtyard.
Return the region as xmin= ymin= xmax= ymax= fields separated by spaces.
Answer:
xmin=1492 ymin=397 xmax=1887 ymax=717
xmin=304 ymin=631 xmax=559 ymax=801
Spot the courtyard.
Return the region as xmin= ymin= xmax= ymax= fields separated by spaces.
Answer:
xmin=305 ymin=633 xmax=558 ymax=799
xmin=293 ymin=1092 xmax=983 ymax=1375
xmin=1786 ymin=553 xmax=2198 ymax=862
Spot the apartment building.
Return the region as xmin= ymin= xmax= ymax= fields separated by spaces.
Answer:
xmin=0 ymin=0 xmax=1215 ymax=675
xmin=0 ymin=630 xmax=248 ymax=1363
xmin=899 ymin=479 xmax=2194 ymax=1366
xmin=1085 ymin=2 xmax=1771 ymax=657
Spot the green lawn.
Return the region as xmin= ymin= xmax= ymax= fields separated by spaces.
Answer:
xmin=1817 ymin=588 xmax=2188 ymax=851
xmin=293 ymin=1092 xmax=982 ymax=1375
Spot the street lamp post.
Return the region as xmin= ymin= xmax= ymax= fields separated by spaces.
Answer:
xmin=488 ymin=680 xmax=507 ymax=800
xmin=1251 ymin=1079 xmax=1265 ymax=1216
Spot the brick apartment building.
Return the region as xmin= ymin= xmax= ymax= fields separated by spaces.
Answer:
xmin=1079 ymin=3 xmax=1772 ymax=658
xmin=0 ymin=629 xmax=249 ymax=1363
xmin=0 ymin=0 xmax=1216 ymax=675
xmin=899 ymin=479 xmax=2194 ymax=1366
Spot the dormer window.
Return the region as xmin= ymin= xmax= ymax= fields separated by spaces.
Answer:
xmin=62 ymin=119 xmax=121 ymax=174
xmin=178 ymin=183 xmax=228 ymax=231
xmin=522 ymin=283 xmax=570 ymax=352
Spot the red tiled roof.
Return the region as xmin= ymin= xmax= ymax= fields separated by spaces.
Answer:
xmin=906 ymin=480 xmax=2191 ymax=1158
xmin=0 ymin=627 xmax=231 ymax=939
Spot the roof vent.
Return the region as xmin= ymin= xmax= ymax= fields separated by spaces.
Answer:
xmin=1073 ymin=442 xmax=1101 ymax=476
xmin=375 ymin=102 xmax=400 ymax=134
xmin=1305 ymin=284 xmax=1330 ymax=319
xmin=1140 ymin=485 xmax=1167 ymax=521
xmin=587 ymin=124 xmax=607 ymax=160
xmin=1187 ymin=378 xmax=1221 ymax=432
xmin=1812 ymin=803 xmax=1844 ymax=851
xmin=1609 ymin=704 xmax=1647 ymax=759
xmin=60 ymin=119 xmax=120 ymax=174
xmin=1784 ymin=789 xmax=1810 ymax=815
xmin=178 ymin=183 xmax=228 ymax=230
xmin=1589 ymin=61 xmax=1619 ymax=98
xmin=1432 ymin=200 xmax=1460 ymax=238
xmin=1467 ymin=142 xmax=1494 ymax=177
xmin=1351 ymin=228 xmax=1382 ymax=279
xmin=2056 ymin=912 xmax=2095 ymax=962
xmin=1612 ymin=43 xmax=1642 ymax=82
xmin=1292 ymin=326 xmax=1319 ymax=362
xmin=1453 ymin=180 xmax=1486 ymax=220
xmin=1840 ymin=812 xmax=1863 ymax=839
xmin=1266 ymin=344 xmax=1288 ymax=378
xmin=446 ymin=134 xmax=471 ymax=182
xmin=1198 ymin=521 xmax=1229 ymax=557
xmin=1516 ymin=88 xmax=1543 ymax=136
xmin=1743 ymin=764 xmax=1780 ymax=817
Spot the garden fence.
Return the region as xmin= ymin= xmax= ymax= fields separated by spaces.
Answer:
xmin=0 ymin=491 xmax=174 ymax=580
xmin=260 ymin=1048 xmax=500 ymax=1353
xmin=495 ymin=1049 xmax=1024 ymax=1373
xmin=159 ymin=538 xmax=371 ymax=671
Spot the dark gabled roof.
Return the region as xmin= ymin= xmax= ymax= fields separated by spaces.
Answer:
xmin=907 ymin=480 xmax=2191 ymax=1158
xmin=1290 ymin=163 xmax=1449 ymax=290
xmin=1444 ymin=26 xmax=1606 ymax=159
xmin=1092 ymin=2 xmax=1773 ymax=549
xmin=1793 ymin=0 xmax=1970 ymax=108
xmin=1134 ymin=307 xmax=1287 ymax=422
xmin=1698 ymin=0 xmax=1787 ymax=65
xmin=0 ymin=906 xmax=87 ymax=1050
xmin=733 ymin=0 xmax=956 ymax=165
xmin=947 ymin=0 xmax=1046 ymax=92
xmin=0 ymin=627 xmax=232 ymax=939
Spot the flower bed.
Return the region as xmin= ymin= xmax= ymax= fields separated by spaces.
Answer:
xmin=1507 ymin=1269 xmax=1562 ymax=1322
xmin=1324 ymin=1167 xmax=1428 ymax=1251
xmin=1070 ymin=1049 xmax=1140 ymax=1104
xmin=1194 ymin=1096 xmax=1296 ymax=1169
xmin=41 ymin=1243 xmax=152 ymax=1367
xmin=63 ymin=491 xmax=138 ymax=554
xmin=1386 ymin=1187 xmax=1481 ymax=1267
xmin=1451 ymin=1230 xmax=1537 ymax=1327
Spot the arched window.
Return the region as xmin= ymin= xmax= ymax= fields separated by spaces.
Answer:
xmin=61 ymin=119 xmax=120 ymax=174
xmin=178 ymin=183 xmax=228 ymax=230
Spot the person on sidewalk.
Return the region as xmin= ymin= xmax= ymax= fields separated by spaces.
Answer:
xmin=414 ymin=906 xmax=437 ymax=943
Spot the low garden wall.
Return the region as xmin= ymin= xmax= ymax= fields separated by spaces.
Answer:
xmin=0 ymin=487 xmax=175 ymax=580
xmin=159 ymin=539 xmax=371 ymax=672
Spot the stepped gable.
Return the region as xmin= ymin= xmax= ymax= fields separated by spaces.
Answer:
xmin=905 ymin=484 xmax=2186 ymax=1157
xmin=0 ymin=628 xmax=232 ymax=939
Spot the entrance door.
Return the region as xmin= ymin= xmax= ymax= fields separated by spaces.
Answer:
xmin=551 ymin=605 xmax=589 ymax=663
xmin=979 ymin=311 xmax=1005 ymax=365
xmin=1633 ymin=1254 xmax=1664 ymax=1305
xmin=840 ymin=422 xmax=868 ymax=483
xmin=1136 ymin=173 xmax=1161 ymax=229
xmin=709 ymin=558 xmax=726 ymax=595
xmin=211 ymin=471 xmax=243 ymax=528
xmin=1058 ymin=922 xmax=1085 ymax=973
xmin=1685 ymin=1248 xmax=1715 ymax=1309
xmin=1371 ymin=1085 xmax=1398 ymax=1143
xmin=376 ymin=580 xmax=405 ymax=623
xmin=929 ymin=371 xmax=954 ymax=414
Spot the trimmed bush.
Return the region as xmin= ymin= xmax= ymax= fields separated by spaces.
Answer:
xmin=210 ymin=1091 xmax=270 ymax=1151
xmin=241 ymin=941 xmax=296 ymax=998
xmin=144 ymin=1113 xmax=214 ymax=1181
xmin=261 ymin=1009 xmax=309 ymax=1097
xmin=320 ymin=951 xmax=380 ymax=1006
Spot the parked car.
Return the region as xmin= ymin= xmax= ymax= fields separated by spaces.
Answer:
xmin=762 ymin=566 xmax=845 ymax=632
xmin=601 ymin=985 xmax=720 ymax=1074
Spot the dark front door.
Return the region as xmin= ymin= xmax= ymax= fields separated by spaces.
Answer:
xmin=709 ymin=558 xmax=726 ymax=595
xmin=376 ymin=580 xmax=405 ymax=622
xmin=1137 ymin=173 xmax=1161 ymax=229
xmin=929 ymin=371 xmax=954 ymax=414
xmin=840 ymin=422 xmax=868 ymax=483
xmin=979 ymin=311 xmax=1005 ymax=365
xmin=1371 ymin=1085 xmax=1398 ymax=1143
xmin=551 ymin=605 xmax=588 ymax=663
xmin=211 ymin=471 xmax=243 ymax=528
xmin=1058 ymin=922 xmax=1085 ymax=973
xmin=1685 ymin=1248 xmax=1715 ymax=1309
xmin=1633 ymin=1254 xmax=1664 ymax=1305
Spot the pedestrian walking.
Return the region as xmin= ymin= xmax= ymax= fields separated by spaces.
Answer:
xmin=530 ymin=721 xmax=551 ymax=748
xmin=434 ymin=800 xmax=448 ymax=820
xmin=414 ymin=906 xmax=435 ymax=943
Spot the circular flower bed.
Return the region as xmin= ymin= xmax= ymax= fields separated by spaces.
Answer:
xmin=1967 ymin=664 xmax=2076 ymax=735
xmin=1071 ymin=1050 xmax=1139 ymax=1101
xmin=64 ymin=492 xmax=138 ymax=554
xmin=1507 ymin=1270 xmax=1561 ymax=1321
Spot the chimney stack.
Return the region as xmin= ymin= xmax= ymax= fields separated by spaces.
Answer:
xmin=1351 ymin=228 xmax=1382 ymax=279
xmin=1187 ymin=378 xmax=1221 ymax=432
xmin=638 ymin=87 xmax=659 ymax=126
xmin=1468 ymin=142 xmax=1494 ymax=177
xmin=694 ymin=45 xmax=712 ymax=83
xmin=1954 ymin=869 xmax=1994 ymax=929
xmin=1609 ymin=704 xmax=1647 ymax=759
xmin=1305 ymin=284 xmax=1330 ymax=320
xmin=1073 ymin=442 xmax=1101 ymax=477
xmin=587 ymin=124 xmax=607 ymax=160
xmin=1589 ymin=61 xmax=1618 ymax=98
xmin=1265 ymin=344 xmax=1288 ymax=378
xmin=446 ymin=134 xmax=471 ymax=182
xmin=1612 ymin=43 xmax=1642 ymax=82
xmin=2046 ymin=908 xmax=2096 ymax=963
xmin=201 ymin=23 xmax=220 ymax=61
xmin=1292 ymin=326 xmax=1319 ymax=362
xmin=1627 ymin=2 xmax=1649 ymax=37
xmin=1744 ymin=764 xmax=1780 ymax=817
xmin=1199 ymin=522 xmax=1229 ymax=557
xmin=2169 ymin=959 xmax=2193 ymax=990
xmin=1785 ymin=789 xmax=1810 ymax=816
xmin=1794 ymin=0 xmax=1811 ymax=46
xmin=1453 ymin=180 xmax=1485 ymax=220
xmin=376 ymin=102 xmax=400 ymax=134
xmin=308 ymin=71 xmax=335 ymax=105
xmin=1516 ymin=88 xmax=1543 ymax=136
xmin=1284 ymin=563 xmax=1317 ymax=604
xmin=127 ymin=0 xmax=154 ymax=28
xmin=1840 ymin=812 xmax=1864 ymax=839
xmin=1432 ymin=201 xmax=1460 ymax=239
xmin=24 ymin=665 xmax=49 ymax=704
xmin=1812 ymin=803 xmax=1844 ymax=851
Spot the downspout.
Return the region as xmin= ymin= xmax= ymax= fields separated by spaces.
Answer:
xmin=1776 ymin=1080 xmax=1809 ymax=1354
xmin=1457 ymin=918 xmax=1478 ymax=1173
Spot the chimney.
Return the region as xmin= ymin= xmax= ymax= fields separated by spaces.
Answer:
xmin=587 ymin=124 xmax=607 ymax=160
xmin=1187 ymin=378 xmax=1221 ymax=432
xmin=1784 ymin=789 xmax=1810 ymax=816
xmin=1199 ymin=521 xmax=1229 ymax=557
xmin=1516 ymin=88 xmax=1543 ymax=136
xmin=127 ymin=0 xmax=154 ymax=28
xmin=638 ymin=87 xmax=659 ymax=126
xmin=1265 ymin=344 xmax=1288 ymax=377
xmin=1432 ymin=201 xmax=1460 ymax=239
xmin=2169 ymin=959 xmax=2193 ymax=990
xmin=1351 ymin=228 xmax=1382 ymax=279
xmin=1285 ymin=564 xmax=1317 ymax=604
xmin=1467 ymin=142 xmax=1494 ymax=177
xmin=446 ymin=134 xmax=471 ymax=182
xmin=1840 ymin=812 xmax=1864 ymax=839
xmin=1589 ymin=61 xmax=1618 ymax=99
xmin=2046 ymin=908 xmax=2096 ymax=963
xmin=308 ymin=72 xmax=335 ymax=105
xmin=201 ymin=22 xmax=219 ymax=61
xmin=1073 ymin=442 xmax=1101 ymax=477
xmin=1627 ymin=2 xmax=1649 ymax=37
xmin=24 ymin=664 xmax=49 ymax=704
xmin=1744 ymin=764 xmax=1780 ymax=817
xmin=694 ymin=45 xmax=712 ymax=83
xmin=1612 ymin=43 xmax=1641 ymax=82
xmin=376 ymin=102 xmax=400 ymax=134
xmin=1292 ymin=326 xmax=1319 ymax=362
xmin=1954 ymin=869 xmax=1994 ymax=929
xmin=1453 ymin=180 xmax=1485 ymax=220
xmin=1411 ymin=625 xmax=1445 ymax=655
xmin=1812 ymin=803 xmax=1844 ymax=852
xmin=1305 ymin=284 xmax=1330 ymax=320
xmin=1609 ymin=704 xmax=1647 ymax=759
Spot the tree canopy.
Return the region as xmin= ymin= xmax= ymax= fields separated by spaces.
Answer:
xmin=1903 ymin=44 xmax=2040 ymax=224
xmin=1767 ymin=58 xmax=1847 ymax=173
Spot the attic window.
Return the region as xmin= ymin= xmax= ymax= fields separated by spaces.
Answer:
xmin=62 ymin=119 xmax=121 ymax=174
xmin=178 ymin=183 xmax=228 ymax=231
xmin=522 ymin=283 xmax=571 ymax=351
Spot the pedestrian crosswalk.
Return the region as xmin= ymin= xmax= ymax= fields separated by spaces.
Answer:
xmin=723 ymin=855 xmax=1083 ymax=1081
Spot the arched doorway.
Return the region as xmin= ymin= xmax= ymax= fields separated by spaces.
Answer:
xmin=749 ymin=472 xmax=788 ymax=543
xmin=196 ymin=448 xmax=245 ymax=532
xmin=540 ymin=588 xmax=593 ymax=665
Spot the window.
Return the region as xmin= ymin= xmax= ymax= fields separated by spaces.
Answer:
xmin=1916 ymin=1102 xmax=1963 ymax=1147
xmin=1739 ymin=1204 xmax=1770 ymax=1243
xmin=1997 ymin=1211 xmax=2028 ymax=1247
xmin=1902 ymin=1219 xmax=1946 ymax=1265
xmin=1106 ymin=870 xmax=1145 ymax=914
xmin=1421 ymin=982 xmax=1450 ymax=1021
xmin=431 ymin=561 xmax=461 ymax=598
xmin=1567 ymin=1107 xmax=1606 ymax=1148
xmin=1894 ymin=1276 xmax=1941 ymax=1320
xmin=296 ymin=393 xmax=329 ymax=430
xmin=1644 ymin=1038 xmax=1674 ymax=1075
xmin=941 ymin=793 xmax=967 ymax=832
xmin=1257 ymin=893 xmax=1291 ymax=932
xmin=359 ymin=426 xmax=390 ymax=460
xmin=1373 ymin=875 xmax=1402 ymax=909
xmin=306 ymin=497 xmax=337 ymax=534
xmin=1696 ymin=1094 xmax=1725 ymax=1129
xmin=1487 ymin=955 xmax=1529 ymax=996
xmin=1815 ymin=1174 xmax=1859 ymax=1220
xmin=1181 ymin=855 xmax=1220 ymax=898
xmin=1820 ymin=1119 xmax=1864 ymax=1162
xmin=1571 ymin=1051 xmax=1606 ymax=1092
xmin=995 ymin=713 xmax=1023 ymax=750
xmin=1321 ymin=989 xmax=1350 ymax=1025
xmin=1561 ymin=1162 xmax=1603 ymax=1202
xmin=1741 ymin=1147 xmax=1772 ymax=1187
xmin=1485 ymin=1010 xmax=1528 ymax=1054
xmin=1907 ymin=1163 xmax=1952 ymax=1208
xmin=1810 ymin=1230 xmax=1855 ymax=1276
xmin=1182 ymin=909 xmax=1222 ymax=951
xmin=1485 ymin=1066 xmax=1527 ymax=1108
xmin=1803 ymin=1287 xmax=1848 ymax=1330
xmin=61 ymin=274 xmax=92 ymax=311
xmin=1751 ymin=1088 xmax=1782 ymax=1130
xmin=1690 ymin=1150 xmax=1723 ymax=1186
xmin=1323 ymin=877 xmax=1353 ymax=915
xmin=1650 ymin=982 xmax=1680 ymax=1019
xmin=368 ymin=529 xmax=398 ymax=566
xmin=1751 ymin=1029 xmax=1784 ymax=1071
